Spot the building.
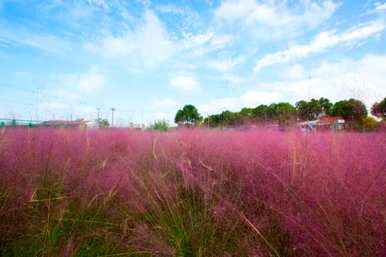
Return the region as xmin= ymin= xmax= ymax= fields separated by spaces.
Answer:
xmin=317 ymin=117 xmax=345 ymax=130
xmin=298 ymin=117 xmax=345 ymax=131
xmin=42 ymin=119 xmax=87 ymax=128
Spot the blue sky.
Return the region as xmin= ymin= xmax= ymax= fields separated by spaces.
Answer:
xmin=0 ymin=0 xmax=386 ymax=125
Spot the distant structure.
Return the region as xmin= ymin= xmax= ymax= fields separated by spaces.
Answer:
xmin=299 ymin=116 xmax=345 ymax=131
xmin=42 ymin=119 xmax=87 ymax=128
xmin=0 ymin=118 xmax=43 ymax=127
xmin=128 ymin=122 xmax=145 ymax=130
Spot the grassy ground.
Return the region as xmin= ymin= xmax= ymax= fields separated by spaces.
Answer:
xmin=0 ymin=128 xmax=385 ymax=256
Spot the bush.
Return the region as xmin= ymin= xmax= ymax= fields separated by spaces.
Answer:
xmin=149 ymin=120 xmax=169 ymax=132
xmin=361 ymin=116 xmax=378 ymax=131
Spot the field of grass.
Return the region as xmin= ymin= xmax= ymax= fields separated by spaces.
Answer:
xmin=0 ymin=127 xmax=385 ymax=257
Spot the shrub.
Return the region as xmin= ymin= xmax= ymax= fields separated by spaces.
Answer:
xmin=149 ymin=120 xmax=169 ymax=132
xmin=361 ymin=116 xmax=378 ymax=131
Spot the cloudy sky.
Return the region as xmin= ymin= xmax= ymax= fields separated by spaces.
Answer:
xmin=0 ymin=0 xmax=386 ymax=125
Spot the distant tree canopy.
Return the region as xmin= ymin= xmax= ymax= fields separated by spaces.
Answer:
xmin=175 ymin=104 xmax=202 ymax=124
xmin=296 ymin=98 xmax=333 ymax=121
xmin=371 ymin=97 xmax=386 ymax=119
xmin=177 ymin=97 xmax=380 ymax=129
xmin=331 ymin=98 xmax=367 ymax=122
xmin=270 ymin=102 xmax=297 ymax=124
xmin=204 ymin=102 xmax=297 ymax=127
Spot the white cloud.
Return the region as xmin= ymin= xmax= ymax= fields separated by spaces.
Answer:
xmin=210 ymin=34 xmax=233 ymax=48
xmin=87 ymin=0 xmax=108 ymax=10
xmin=153 ymin=98 xmax=178 ymax=108
xmin=206 ymin=56 xmax=244 ymax=71
xmin=200 ymin=90 xmax=281 ymax=114
xmin=375 ymin=2 xmax=386 ymax=11
xmin=170 ymin=75 xmax=200 ymax=91
xmin=36 ymin=68 xmax=105 ymax=120
xmin=52 ymin=68 xmax=105 ymax=92
xmin=254 ymin=19 xmax=385 ymax=71
xmin=200 ymin=54 xmax=386 ymax=115
xmin=285 ymin=64 xmax=305 ymax=80
xmin=0 ymin=25 xmax=72 ymax=54
xmin=153 ymin=112 xmax=170 ymax=120
xmin=223 ymin=74 xmax=245 ymax=85
xmin=257 ymin=54 xmax=386 ymax=108
xmin=214 ymin=0 xmax=338 ymax=39
xmin=78 ymin=71 xmax=105 ymax=91
xmin=85 ymin=10 xmax=176 ymax=69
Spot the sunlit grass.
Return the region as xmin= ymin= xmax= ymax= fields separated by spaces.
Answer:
xmin=0 ymin=127 xmax=385 ymax=256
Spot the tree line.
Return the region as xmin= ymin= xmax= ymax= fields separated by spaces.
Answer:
xmin=173 ymin=97 xmax=386 ymax=129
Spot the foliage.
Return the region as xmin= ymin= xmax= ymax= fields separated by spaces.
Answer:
xmin=361 ymin=116 xmax=378 ymax=131
xmin=0 ymin=128 xmax=385 ymax=257
xmin=239 ymin=107 xmax=255 ymax=122
xmin=271 ymin=102 xmax=297 ymax=124
xmin=331 ymin=98 xmax=367 ymax=122
xmin=254 ymin=105 xmax=270 ymax=121
xmin=175 ymin=105 xmax=202 ymax=125
xmin=149 ymin=120 xmax=169 ymax=132
xmin=371 ymin=97 xmax=386 ymax=119
xmin=98 ymin=118 xmax=110 ymax=128
xmin=296 ymin=98 xmax=333 ymax=121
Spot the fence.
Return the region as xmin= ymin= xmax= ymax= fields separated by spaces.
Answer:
xmin=0 ymin=118 xmax=44 ymax=128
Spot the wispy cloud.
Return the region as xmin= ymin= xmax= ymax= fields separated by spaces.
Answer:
xmin=214 ymin=0 xmax=338 ymax=40
xmin=153 ymin=98 xmax=178 ymax=108
xmin=257 ymin=54 xmax=386 ymax=107
xmin=254 ymin=19 xmax=385 ymax=71
xmin=0 ymin=24 xmax=73 ymax=54
xmin=170 ymin=75 xmax=200 ymax=91
xmin=375 ymin=2 xmax=386 ymax=11
xmin=206 ymin=56 xmax=244 ymax=71
xmin=84 ymin=10 xmax=176 ymax=69
xmin=200 ymin=91 xmax=281 ymax=114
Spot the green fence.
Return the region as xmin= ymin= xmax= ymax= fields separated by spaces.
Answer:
xmin=0 ymin=118 xmax=43 ymax=128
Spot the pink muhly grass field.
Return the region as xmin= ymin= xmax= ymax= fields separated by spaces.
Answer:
xmin=0 ymin=127 xmax=385 ymax=257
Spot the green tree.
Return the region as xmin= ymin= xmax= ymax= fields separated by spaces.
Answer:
xmin=274 ymin=102 xmax=297 ymax=124
xmin=371 ymin=97 xmax=386 ymax=119
xmin=239 ymin=107 xmax=254 ymax=123
xmin=98 ymin=119 xmax=110 ymax=128
xmin=175 ymin=105 xmax=202 ymax=125
xmin=296 ymin=98 xmax=332 ymax=121
xmin=204 ymin=114 xmax=222 ymax=127
xmin=295 ymin=100 xmax=310 ymax=121
xmin=219 ymin=110 xmax=239 ymax=126
xmin=149 ymin=120 xmax=169 ymax=131
xmin=319 ymin=97 xmax=333 ymax=116
xmin=361 ymin=116 xmax=378 ymax=131
xmin=332 ymin=98 xmax=367 ymax=122
xmin=253 ymin=105 xmax=269 ymax=121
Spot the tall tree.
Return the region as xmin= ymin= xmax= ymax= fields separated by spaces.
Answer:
xmin=295 ymin=100 xmax=310 ymax=121
xmin=219 ymin=110 xmax=239 ymax=126
xmin=371 ymin=97 xmax=386 ymax=119
xmin=175 ymin=105 xmax=202 ymax=124
xmin=274 ymin=102 xmax=297 ymax=123
xmin=332 ymin=99 xmax=367 ymax=122
xmin=239 ymin=107 xmax=254 ymax=123
xmin=296 ymin=98 xmax=332 ymax=121
xmin=253 ymin=105 xmax=269 ymax=121
xmin=204 ymin=114 xmax=221 ymax=127
xmin=318 ymin=97 xmax=333 ymax=116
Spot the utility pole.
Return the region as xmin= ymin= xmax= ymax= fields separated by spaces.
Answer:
xmin=97 ymin=107 xmax=101 ymax=121
xmin=110 ymin=107 xmax=115 ymax=127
